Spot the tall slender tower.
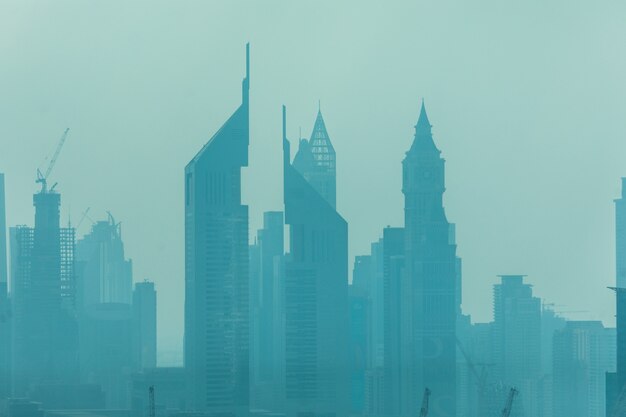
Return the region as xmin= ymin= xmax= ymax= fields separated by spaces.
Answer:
xmin=0 ymin=173 xmax=9 ymax=399
xmin=616 ymin=178 xmax=626 ymax=288
xmin=0 ymin=173 xmax=7 ymax=285
xmin=401 ymin=101 xmax=458 ymax=417
xmin=184 ymin=44 xmax=250 ymax=415
xmin=283 ymin=106 xmax=349 ymax=417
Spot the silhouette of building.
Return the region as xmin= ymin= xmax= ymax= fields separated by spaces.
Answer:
xmin=607 ymin=179 xmax=626 ymax=414
xmin=250 ymin=211 xmax=284 ymax=410
xmin=616 ymin=178 xmax=626 ymax=289
xmin=184 ymin=44 xmax=250 ymax=415
xmin=292 ymin=108 xmax=336 ymax=209
xmin=76 ymin=214 xmax=133 ymax=309
xmin=381 ymin=227 xmax=404 ymax=417
xmin=492 ymin=275 xmax=541 ymax=417
xmin=349 ymin=283 xmax=368 ymax=415
xmin=0 ymin=173 xmax=10 ymax=400
xmin=0 ymin=173 xmax=7 ymax=286
xmin=10 ymin=186 xmax=78 ymax=397
xmin=400 ymin=101 xmax=458 ymax=417
xmin=133 ymin=281 xmax=157 ymax=370
xmin=553 ymin=321 xmax=615 ymax=417
xmin=282 ymin=105 xmax=349 ymax=417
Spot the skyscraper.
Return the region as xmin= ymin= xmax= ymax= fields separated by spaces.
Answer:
xmin=292 ymin=108 xmax=336 ymax=209
xmin=553 ymin=321 xmax=615 ymax=417
xmin=184 ymin=44 xmax=250 ymax=415
xmin=133 ymin=281 xmax=157 ymax=370
xmin=76 ymin=214 xmax=133 ymax=308
xmin=400 ymin=101 xmax=458 ymax=417
xmin=11 ymin=187 xmax=78 ymax=396
xmin=282 ymin=105 xmax=349 ymax=417
xmin=250 ymin=211 xmax=284 ymax=410
xmin=0 ymin=173 xmax=7 ymax=285
xmin=382 ymin=227 xmax=404 ymax=417
xmin=0 ymin=173 xmax=9 ymax=400
xmin=493 ymin=275 xmax=541 ymax=417
xmin=616 ymin=178 xmax=626 ymax=288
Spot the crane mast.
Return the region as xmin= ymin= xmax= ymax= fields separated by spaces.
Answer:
xmin=149 ymin=385 xmax=155 ymax=417
xmin=419 ymin=388 xmax=431 ymax=417
xmin=501 ymin=387 xmax=518 ymax=417
xmin=36 ymin=127 xmax=70 ymax=193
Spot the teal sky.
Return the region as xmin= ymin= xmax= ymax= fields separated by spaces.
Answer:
xmin=1 ymin=0 xmax=625 ymax=363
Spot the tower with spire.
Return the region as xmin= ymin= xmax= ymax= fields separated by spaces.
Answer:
xmin=184 ymin=44 xmax=250 ymax=415
xmin=399 ymin=100 xmax=458 ymax=417
xmin=282 ymin=105 xmax=350 ymax=417
xmin=292 ymin=105 xmax=337 ymax=209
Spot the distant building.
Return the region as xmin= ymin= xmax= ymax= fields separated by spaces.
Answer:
xmin=553 ymin=321 xmax=615 ymax=417
xmin=282 ymin=105 xmax=349 ymax=417
xmin=133 ymin=281 xmax=157 ymax=370
xmin=616 ymin=178 xmax=626 ymax=288
xmin=184 ymin=45 xmax=250 ymax=415
xmin=607 ymin=178 xmax=626 ymax=415
xmin=10 ymin=187 xmax=78 ymax=397
xmin=292 ymin=108 xmax=336 ymax=209
xmin=493 ymin=275 xmax=541 ymax=417
xmin=0 ymin=173 xmax=10 ymax=400
xmin=79 ymin=302 xmax=133 ymax=408
xmin=76 ymin=214 xmax=133 ymax=308
xmin=0 ymin=173 xmax=7 ymax=285
xmin=400 ymin=101 xmax=458 ymax=417
xmin=349 ymin=284 xmax=368 ymax=415
xmin=381 ymin=227 xmax=404 ymax=417
xmin=250 ymin=211 xmax=284 ymax=410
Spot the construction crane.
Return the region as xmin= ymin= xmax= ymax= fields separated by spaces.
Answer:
xmin=419 ymin=388 xmax=431 ymax=417
xmin=36 ymin=128 xmax=70 ymax=193
xmin=148 ymin=385 xmax=155 ymax=417
xmin=501 ymin=387 xmax=518 ymax=417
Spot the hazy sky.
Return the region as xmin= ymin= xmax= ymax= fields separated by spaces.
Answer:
xmin=2 ymin=0 xmax=625 ymax=363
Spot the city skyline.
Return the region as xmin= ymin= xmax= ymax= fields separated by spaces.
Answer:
xmin=2 ymin=1 xmax=626 ymax=361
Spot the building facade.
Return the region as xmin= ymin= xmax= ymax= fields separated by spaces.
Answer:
xmin=184 ymin=45 xmax=250 ymax=415
xmin=283 ymin=105 xmax=349 ymax=417
xmin=10 ymin=189 xmax=78 ymax=397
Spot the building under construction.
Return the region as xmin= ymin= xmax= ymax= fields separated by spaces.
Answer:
xmin=10 ymin=190 xmax=78 ymax=396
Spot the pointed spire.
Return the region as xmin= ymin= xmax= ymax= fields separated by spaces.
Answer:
xmin=242 ymin=43 xmax=250 ymax=103
xmin=415 ymin=98 xmax=431 ymax=133
xmin=309 ymin=107 xmax=335 ymax=170
xmin=408 ymin=98 xmax=439 ymax=154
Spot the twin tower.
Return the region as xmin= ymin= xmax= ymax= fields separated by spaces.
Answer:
xmin=184 ymin=45 xmax=459 ymax=417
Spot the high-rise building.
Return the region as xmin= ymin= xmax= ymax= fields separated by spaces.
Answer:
xmin=184 ymin=44 xmax=250 ymax=415
xmin=400 ymin=101 xmax=458 ymax=417
xmin=0 ymin=173 xmax=9 ymax=400
xmin=0 ymin=173 xmax=7 ymax=285
xmin=79 ymin=302 xmax=133 ymax=408
xmin=76 ymin=214 xmax=133 ymax=308
xmin=607 ymin=179 xmax=626 ymax=414
xmin=616 ymin=178 xmax=626 ymax=288
xmin=381 ymin=227 xmax=404 ymax=417
xmin=250 ymin=211 xmax=284 ymax=410
xmin=282 ymin=105 xmax=349 ymax=417
xmin=493 ymin=275 xmax=541 ymax=417
xmin=10 ymin=187 xmax=78 ymax=396
xmin=133 ymin=281 xmax=157 ymax=370
xmin=553 ymin=321 xmax=615 ymax=417
xmin=292 ymin=108 xmax=336 ymax=209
